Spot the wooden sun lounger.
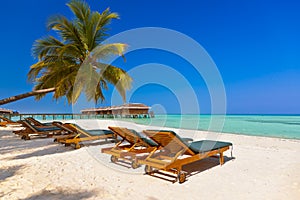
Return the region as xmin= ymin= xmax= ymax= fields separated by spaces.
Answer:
xmin=0 ymin=116 xmax=21 ymax=127
xmin=138 ymin=130 xmax=233 ymax=183
xmin=54 ymin=123 xmax=115 ymax=149
xmin=13 ymin=119 xmax=64 ymax=140
xmin=101 ymin=127 xmax=158 ymax=169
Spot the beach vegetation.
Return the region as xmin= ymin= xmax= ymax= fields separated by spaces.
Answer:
xmin=24 ymin=0 xmax=131 ymax=104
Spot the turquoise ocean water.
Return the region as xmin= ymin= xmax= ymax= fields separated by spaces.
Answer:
xmin=12 ymin=114 xmax=300 ymax=140
xmin=119 ymin=115 xmax=300 ymax=140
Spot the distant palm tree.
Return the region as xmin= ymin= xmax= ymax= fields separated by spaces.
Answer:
xmin=0 ymin=0 xmax=131 ymax=106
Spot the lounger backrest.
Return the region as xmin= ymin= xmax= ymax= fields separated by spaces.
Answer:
xmin=67 ymin=123 xmax=91 ymax=137
xmin=53 ymin=122 xmax=76 ymax=134
xmin=127 ymin=129 xmax=158 ymax=146
xmin=56 ymin=123 xmax=113 ymax=138
xmin=108 ymin=126 xmax=149 ymax=146
xmin=23 ymin=119 xmax=61 ymax=132
xmin=68 ymin=124 xmax=113 ymax=137
xmin=143 ymin=130 xmax=195 ymax=155
xmin=21 ymin=120 xmax=39 ymax=133
xmin=25 ymin=117 xmax=44 ymax=126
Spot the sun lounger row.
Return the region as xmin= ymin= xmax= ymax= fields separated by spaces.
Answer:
xmin=102 ymin=127 xmax=233 ymax=183
xmin=7 ymin=117 xmax=233 ymax=183
xmin=11 ymin=118 xmax=116 ymax=149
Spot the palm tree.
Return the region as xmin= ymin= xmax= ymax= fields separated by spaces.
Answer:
xmin=0 ymin=0 xmax=131 ymax=106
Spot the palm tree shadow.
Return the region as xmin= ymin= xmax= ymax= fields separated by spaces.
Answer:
xmin=20 ymin=189 xmax=99 ymax=200
xmin=7 ymin=145 xmax=70 ymax=160
xmin=0 ymin=131 xmax=59 ymax=155
xmin=0 ymin=165 xmax=26 ymax=182
xmin=1 ymin=140 xmax=57 ymax=155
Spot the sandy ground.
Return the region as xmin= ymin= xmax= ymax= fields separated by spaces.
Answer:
xmin=0 ymin=119 xmax=300 ymax=200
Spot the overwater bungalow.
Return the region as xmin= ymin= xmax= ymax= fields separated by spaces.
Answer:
xmin=0 ymin=108 xmax=18 ymax=115
xmin=81 ymin=103 xmax=153 ymax=118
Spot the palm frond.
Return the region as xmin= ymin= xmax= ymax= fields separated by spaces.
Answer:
xmin=67 ymin=0 xmax=90 ymax=23
xmin=47 ymin=15 xmax=85 ymax=50
xmin=32 ymin=36 xmax=64 ymax=60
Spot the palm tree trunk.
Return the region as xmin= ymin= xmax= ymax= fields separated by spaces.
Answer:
xmin=0 ymin=88 xmax=55 ymax=106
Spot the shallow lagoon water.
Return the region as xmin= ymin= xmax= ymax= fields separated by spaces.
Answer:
xmin=120 ymin=115 xmax=300 ymax=140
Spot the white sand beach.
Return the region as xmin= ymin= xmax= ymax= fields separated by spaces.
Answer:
xmin=1 ymin=119 xmax=300 ymax=200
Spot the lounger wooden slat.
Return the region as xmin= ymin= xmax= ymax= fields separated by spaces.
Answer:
xmin=53 ymin=133 xmax=79 ymax=141
xmin=145 ymin=158 xmax=171 ymax=165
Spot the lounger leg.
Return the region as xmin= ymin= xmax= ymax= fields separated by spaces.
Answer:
xmin=219 ymin=152 xmax=224 ymax=165
xmin=75 ymin=143 xmax=81 ymax=149
xmin=177 ymin=171 xmax=187 ymax=184
xmin=144 ymin=165 xmax=153 ymax=174
xmin=21 ymin=134 xmax=30 ymax=140
xmin=131 ymin=158 xmax=140 ymax=169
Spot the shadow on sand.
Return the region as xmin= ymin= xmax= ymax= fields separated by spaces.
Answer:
xmin=6 ymin=138 xmax=116 ymax=160
xmin=0 ymin=165 xmax=26 ymax=182
xmin=7 ymin=145 xmax=71 ymax=160
xmin=20 ymin=189 xmax=100 ymax=200
xmin=146 ymin=155 xmax=235 ymax=183
xmin=0 ymin=130 xmax=58 ymax=155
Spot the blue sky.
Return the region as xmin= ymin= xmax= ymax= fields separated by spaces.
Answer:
xmin=0 ymin=0 xmax=299 ymax=114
